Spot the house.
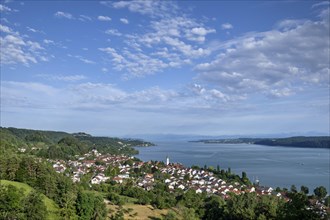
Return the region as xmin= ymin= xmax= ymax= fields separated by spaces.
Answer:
xmin=118 ymin=174 xmax=129 ymax=179
xmin=178 ymin=184 xmax=185 ymax=190
xmin=113 ymin=176 xmax=123 ymax=184
xmin=91 ymin=174 xmax=109 ymax=184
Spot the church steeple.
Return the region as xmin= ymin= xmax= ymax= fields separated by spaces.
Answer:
xmin=166 ymin=155 xmax=170 ymax=166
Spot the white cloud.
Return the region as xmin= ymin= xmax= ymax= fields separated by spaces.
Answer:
xmin=187 ymin=27 xmax=216 ymax=42
xmin=196 ymin=15 xmax=329 ymax=99
xmin=101 ymin=12 xmax=215 ymax=77
xmin=163 ymin=36 xmax=210 ymax=57
xmin=0 ymin=33 xmax=46 ymax=66
xmin=105 ymin=29 xmax=122 ymax=36
xmin=269 ymin=88 xmax=294 ymax=98
xmin=68 ymin=54 xmax=95 ymax=64
xmin=36 ymin=74 xmax=87 ymax=82
xmin=312 ymin=1 xmax=329 ymax=8
xmin=190 ymin=84 xmax=245 ymax=103
xmin=43 ymin=39 xmax=54 ymax=44
xmin=79 ymin=15 xmax=92 ymax=21
xmin=120 ymin=18 xmax=129 ymax=24
xmin=26 ymin=26 xmax=45 ymax=34
xmin=191 ymin=27 xmax=216 ymax=36
xmin=110 ymin=0 xmax=177 ymax=18
xmin=99 ymin=47 xmax=167 ymax=78
xmin=0 ymin=24 xmax=14 ymax=34
xmin=54 ymin=11 xmax=74 ymax=19
xmin=97 ymin=15 xmax=111 ymax=21
xmin=0 ymin=4 xmax=12 ymax=12
xmin=221 ymin=23 xmax=233 ymax=30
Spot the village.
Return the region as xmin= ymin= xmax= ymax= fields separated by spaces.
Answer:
xmin=49 ymin=149 xmax=279 ymax=199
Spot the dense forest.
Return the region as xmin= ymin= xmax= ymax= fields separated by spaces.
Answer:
xmin=193 ymin=136 xmax=330 ymax=148
xmin=0 ymin=127 xmax=153 ymax=160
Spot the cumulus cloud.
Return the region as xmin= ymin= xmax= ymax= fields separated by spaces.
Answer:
xmin=221 ymin=23 xmax=233 ymax=30
xmin=186 ymin=27 xmax=216 ymax=42
xmin=0 ymin=24 xmax=14 ymax=34
xmin=190 ymin=84 xmax=245 ymax=103
xmin=100 ymin=7 xmax=215 ymax=78
xmin=99 ymin=47 xmax=168 ymax=78
xmin=196 ymin=15 xmax=329 ymax=99
xmin=97 ymin=15 xmax=111 ymax=21
xmin=54 ymin=11 xmax=74 ymax=19
xmin=0 ymin=31 xmax=46 ymax=66
xmin=191 ymin=27 xmax=216 ymax=36
xmin=110 ymin=0 xmax=177 ymax=18
xmin=120 ymin=18 xmax=129 ymax=24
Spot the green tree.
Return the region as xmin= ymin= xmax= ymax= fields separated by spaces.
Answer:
xmin=314 ymin=186 xmax=327 ymax=200
xmin=23 ymin=190 xmax=48 ymax=220
xmin=203 ymin=196 xmax=226 ymax=220
xmin=325 ymin=195 xmax=330 ymax=207
xmin=76 ymin=190 xmax=95 ymax=220
xmin=227 ymin=193 xmax=257 ymax=219
xmin=290 ymin=185 xmax=297 ymax=193
xmin=255 ymin=194 xmax=282 ymax=219
xmin=92 ymin=194 xmax=107 ymax=220
xmin=300 ymin=185 xmax=309 ymax=195
xmin=163 ymin=210 xmax=177 ymax=220
xmin=0 ymin=184 xmax=24 ymax=219
xmin=178 ymin=206 xmax=199 ymax=220
xmin=279 ymin=192 xmax=319 ymax=220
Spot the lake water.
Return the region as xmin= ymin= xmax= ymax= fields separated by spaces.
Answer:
xmin=135 ymin=142 xmax=330 ymax=192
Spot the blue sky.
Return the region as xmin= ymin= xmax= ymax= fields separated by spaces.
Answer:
xmin=1 ymin=0 xmax=329 ymax=137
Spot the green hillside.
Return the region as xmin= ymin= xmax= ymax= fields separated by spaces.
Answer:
xmin=0 ymin=180 xmax=59 ymax=220
xmin=0 ymin=127 xmax=154 ymax=160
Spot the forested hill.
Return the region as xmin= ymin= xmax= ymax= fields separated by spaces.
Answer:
xmin=192 ymin=136 xmax=330 ymax=149
xmin=254 ymin=136 xmax=330 ymax=148
xmin=0 ymin=127 xmax=154 ymax=159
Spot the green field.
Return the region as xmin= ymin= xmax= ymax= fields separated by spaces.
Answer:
xmin=0 ymin=180 xmax=60 ymax=220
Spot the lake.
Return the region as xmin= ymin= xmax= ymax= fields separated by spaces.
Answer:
xmin=135 ymin=142 xmax=330 ymax=192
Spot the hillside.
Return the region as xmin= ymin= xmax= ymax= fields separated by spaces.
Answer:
xmin=0 ymin=180 xmax=59 ymax=220
xmin=0 ymin=127 xmax=154 ymax=159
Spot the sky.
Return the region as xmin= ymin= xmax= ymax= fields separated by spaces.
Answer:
xmin=0 ymin=0 xmax=329 ymax=137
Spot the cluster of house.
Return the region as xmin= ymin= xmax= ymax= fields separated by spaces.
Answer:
xmin=49 ymin=149 xmax=134 ymax=184
xmin=50 ymin=150 xmax=277 ymax=199
xmin=139 ymin=163 xmax=276 ymax=199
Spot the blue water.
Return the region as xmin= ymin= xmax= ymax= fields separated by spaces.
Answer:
xmin=135 ymin=142 xmax=330 ymax=192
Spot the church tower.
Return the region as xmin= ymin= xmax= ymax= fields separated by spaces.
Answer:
xmin=166 ymin=155 xmax=170 ymax=166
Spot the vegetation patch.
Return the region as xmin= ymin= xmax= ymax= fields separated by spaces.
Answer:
xmin=0 ymin=180 xmax=59 ymax=220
